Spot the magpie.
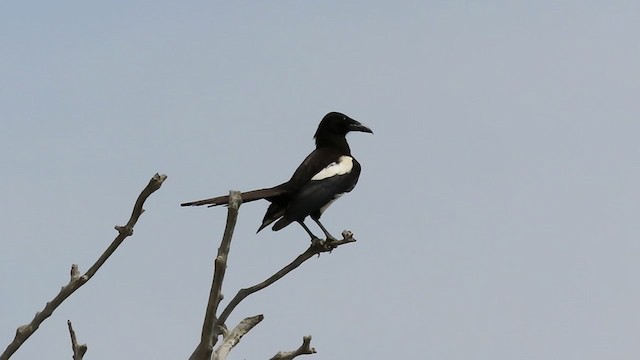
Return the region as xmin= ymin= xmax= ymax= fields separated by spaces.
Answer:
xmin=181 ymin=112 xmax=372 ymax=241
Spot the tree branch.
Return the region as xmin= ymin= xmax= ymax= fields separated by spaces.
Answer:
xmin=189 ymin=191 xmax=242 ymax=360
xmin=66 ymin=321 xmax=87 ymax=360
xmin=212 ymin=314 xmax=264 ymax=360
xmin=216 ymin=231 xmax=356 ymax=332
xmin=0 ymin=173 xmax=167 ymax=360
xmin=270 ymin=336 xmax=317 ymax=360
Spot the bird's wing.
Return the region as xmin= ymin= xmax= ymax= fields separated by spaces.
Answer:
xmin=271 ymin=157 xmax=361 ymax=231
xmin=254 ymin=149 xmax=339 ymax=230
xmin=284 ymin=148 xmax=345 ymax=190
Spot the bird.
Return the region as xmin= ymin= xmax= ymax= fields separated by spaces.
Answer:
xmin=181 ymin=112 xmax=372 ymax=241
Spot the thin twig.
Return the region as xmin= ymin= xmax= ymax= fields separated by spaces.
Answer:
xmin=270 ymin=336 xmax=317 ymax=360
xmin=0 ymin=173 xmax=167 ymax=360
xmin=213 ymin=314 xmax=264 ymax=360
xmin=216 ymin=231 xmax=357 ymax=332
xmin=67 ymin=321 xmax=87 ymax=360
xmin=189 ymin=191 xmax=242 ymax=360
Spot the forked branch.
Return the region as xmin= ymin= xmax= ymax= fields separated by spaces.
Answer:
xmin=0 ymin=173 xmax=167 ymax=360
xmin=187 ymin=188 xmax=356 ymax=360
xmin=67 ymin=320 xmax=87 ymax=360
xmin=270 ymin=336 xmax=317 ymax=360
xmin=216 ymin=232 xmax=356 ymax=329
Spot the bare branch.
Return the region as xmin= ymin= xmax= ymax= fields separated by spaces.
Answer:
xmin=213 ymin=314 xmax=264 ymax=360
xmin=270 ymin=336 xmax=317 ymax=360
xmin=216 ymin=231 xmax=357 ymax=330
xmin=67 ymin=321 xmax=87 ymax=360
xmin=0 ymin=173 xmax=167 ymax=360
xmin=189 ymin=191 xmax=242 ymax=360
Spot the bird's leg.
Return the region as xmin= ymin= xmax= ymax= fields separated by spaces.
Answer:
xmin=297 ymin=221 xmax=322 ymax=245
xmin=312 ymin=218 xmax=338 ymax=242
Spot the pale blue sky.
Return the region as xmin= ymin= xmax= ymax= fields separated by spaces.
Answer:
xmin=2 ymin=2 xmax=640 ymax=359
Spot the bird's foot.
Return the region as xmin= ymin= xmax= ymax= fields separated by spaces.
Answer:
xmin=310 ymin=231 xmax=355 ymax=253
xmin=310 ymin=237 xmax=340 ymax=254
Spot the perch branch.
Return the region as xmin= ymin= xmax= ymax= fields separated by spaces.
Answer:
xmin=216 ymin=231 xmax=356 ymax=332
xmin=189 ymin=191 xmax=242 ymax=360
xmin=67 ymin=321 xmax=87 ymax=360
xmin=270 ymin=336 xmax=316 ymax=360
xmin=0 ymin=173 xmax=167 ymax=360
xmin=213 ymin=314 xmax=264 ymax=360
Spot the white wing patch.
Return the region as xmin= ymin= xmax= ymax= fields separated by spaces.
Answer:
xmin=311 ymin=156 xmax=354 ymax=181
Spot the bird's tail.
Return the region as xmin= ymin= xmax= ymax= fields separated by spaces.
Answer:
xmin=181 ymin=187 xmax=287 ymax=207
xmin=271 ymin=217 xmax=294 ymax=232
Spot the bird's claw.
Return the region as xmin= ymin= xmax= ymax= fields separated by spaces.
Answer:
xmin=310 ymin=236 xmax=340 ymax=254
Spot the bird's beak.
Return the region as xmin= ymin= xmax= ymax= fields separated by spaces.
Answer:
xmin=349 ymin=121 xmax=373 ymax=134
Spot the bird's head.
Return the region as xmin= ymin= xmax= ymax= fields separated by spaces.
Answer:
xmin=314 ymin=112 xmax=373 ymax=139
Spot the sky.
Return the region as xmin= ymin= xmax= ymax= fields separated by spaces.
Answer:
xmin=1 ymin=1 xmax=640 ymax=359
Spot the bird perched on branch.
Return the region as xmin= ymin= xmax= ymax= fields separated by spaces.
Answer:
xmin=181 ymin=112 xmax=372 ymax=241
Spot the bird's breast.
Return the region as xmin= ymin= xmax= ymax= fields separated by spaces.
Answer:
xmin=319 ymin=193 xmax=344 ymax=214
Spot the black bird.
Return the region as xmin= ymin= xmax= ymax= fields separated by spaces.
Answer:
xmin=181 ymin=112 xmax=372 ymax=241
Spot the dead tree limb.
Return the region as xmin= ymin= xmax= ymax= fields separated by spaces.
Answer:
xmin=207 ymin=232 xmax=355 ymax=359
xmin=212 ymin=314 xmax=264 ymax=360
xmin=270 ymin=336 xmax=317 ymax=360
xmin=0 ymin=173 xmax=167 ymax=360
xmin=187 ymin=184 xmax=356 ymax=360
xmin=66 ymin=320 xmax=87 ymax=360
xmin=216 ymin=232 xmax=357 ymax=330
xmin=189 ymin=191 xmax=242 ymax=360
